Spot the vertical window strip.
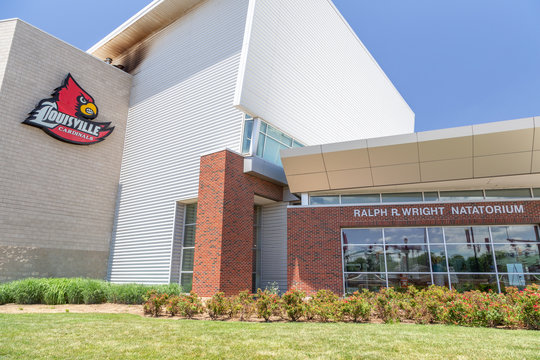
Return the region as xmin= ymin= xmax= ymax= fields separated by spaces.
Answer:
xmin=180 ymin=203 xmax=197 ymax=292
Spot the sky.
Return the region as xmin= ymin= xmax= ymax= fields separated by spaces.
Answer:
xmin=1 ymin=0 xmax=539 ymax=132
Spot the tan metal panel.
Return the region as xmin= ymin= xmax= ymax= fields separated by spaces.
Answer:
xmin=371 ymin=163 xmax=421 ymax=186
xmin=532 ymin=151 xmax=540 ymax=173
xmin=322 ymin=148 xmax=371 ymax=171
xmin=473 ymin=129 xmax=534 ymax=157
xmin=418 ymin=136 xmax=473 ymax=162
xmin=368 ymin=143 xmax=419 ymax=167
xmin=474 ymin=152 xmax=532 ymax=177
xmin=534 ymin=117 xmax=540 ymax=151
xmin=287 ymin=173 xmax=330 ymax=193
xmin=327 ymin=168 xmax=373 ymax=189
xmin=281 ymin=154 xmax=326 ymax=175
xmin=420 ymin=158 xmax=473 ymax=182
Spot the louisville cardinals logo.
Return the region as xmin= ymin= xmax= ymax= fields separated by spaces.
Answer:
xmin=23 ymin=74 xmax=113 ymax=145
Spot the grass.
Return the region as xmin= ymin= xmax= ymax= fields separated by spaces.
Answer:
xmin=0 ymin=314 xmax=539 ymax=359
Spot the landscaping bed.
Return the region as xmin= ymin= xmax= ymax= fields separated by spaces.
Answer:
xmin=1 ymin=278 xmax=539 ymax=330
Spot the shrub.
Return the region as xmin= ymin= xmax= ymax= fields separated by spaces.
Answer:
xmin=143 ymin=290 xmax=168 ymax=317
xmin=43 ymin=279 xmax=69 ymax=305
xmin=107 ymin=283 xmax=150 ymax=304
xmin=65 ymin=279 xmax=85 ymax=304
xmin=235 ymin=290 xmax=255 ymax=321
xmin=342 ymin=290 xmax=372 ymax=322
xmin=0 ymin=283 xmax=14 ymax=305
xmin=255 ymin=289 xmax=280 ymax=322
xmin=166 ymin=295 xmax=182 ymax=316
xmin=281 ymin=288 xmax=305 ymax=321
xmin=311 ymin=289 xmax=339 ymax=322
xmin=206 ymin=292 xmax=228 ymax=320
xmin=518 ymin=284 xmax=540 ymax=330
xmin=180 ymin=291 xmax=204 ymax=319
xmin=11 ymin=278 xmax=47 ymax=304
xmin=81 ymin=279 xmax=108 ymax=304
xmin=375 ymin=288 xmax=401 ymax=323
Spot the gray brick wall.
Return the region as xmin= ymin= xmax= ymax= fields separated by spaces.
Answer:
xmin=0 ymin=20 xmax=132 ymax=281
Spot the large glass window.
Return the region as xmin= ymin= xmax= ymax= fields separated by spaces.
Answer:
xmin=252 ymin=206 xmax=262 ymax=293
xmin=343 ymin=229 xmax=383 ymax=245
xmin=180 ymin=203 xmax=197 ymax=292
xmin=241 ymin=117 xmax=254 ymax=154
xmin=439 ymin=190 xmax=484 ymax=201
xmin=341 ymin=194 xmax=380 ymax=204
xmin=343 ymin=245 xmax=384 ymax=272
xmin=381 ymin=192 xmax=423 ymax=203
xmin=446 ymin=244 xmax=494 ymax=272
xmin=306 ymin=188 xmax=538 ymax=206
xmin=342 ymin=225 xmax=540 ymax=293
xmin=485 ymin=188 xmax=531 ymax=199
xmin=241 ymin=115 xmax=304 ymax=166
xmin=310 ymin=196 xmax=339 ymax=205
xmin=385 ymin=245 xmax=430 ymax=272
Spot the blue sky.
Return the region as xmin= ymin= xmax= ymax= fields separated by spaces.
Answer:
xmin=2 ymin=0 xmax=539 ymax=132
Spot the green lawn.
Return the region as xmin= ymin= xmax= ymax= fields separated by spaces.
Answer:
xmin=0 ymin=314 xmax=538 ymax=359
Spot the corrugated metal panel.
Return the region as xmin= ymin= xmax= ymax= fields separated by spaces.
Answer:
xmin=260 ymin=202 xmax=287 ymax=293
xmin=108 ymin=0 xmax=248 ymax=284
xmin=169 ymin=203 xmax=185 ymax=284
xmin=234 ymin=0 xmax=415 ymax=145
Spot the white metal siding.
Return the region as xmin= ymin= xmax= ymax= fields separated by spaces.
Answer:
xmin=108 ymin=0 xmax=249 ymax=284
xmin=260 ymin=202 xmax=287 ymax=293
xmin=234 ymin=0 xmax=415 ymax=145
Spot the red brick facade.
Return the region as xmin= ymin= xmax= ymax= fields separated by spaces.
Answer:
xmin=288 ymin=201 xmax=540 ymax=295
xmin=193 ymin=150 xmax=283 ymax=296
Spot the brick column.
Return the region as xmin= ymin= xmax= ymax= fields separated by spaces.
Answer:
xmin=193 ymin=150 xmax=283 ymax=296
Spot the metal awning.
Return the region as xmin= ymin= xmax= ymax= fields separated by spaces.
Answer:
xmin=281 ymin=117 xmax=540 ymax=193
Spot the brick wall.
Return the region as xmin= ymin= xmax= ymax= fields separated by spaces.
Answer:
xmin=288 ymin=200 xmax=540 ymax=295
xmin=193 ymin=150 xmax=283 ymax=296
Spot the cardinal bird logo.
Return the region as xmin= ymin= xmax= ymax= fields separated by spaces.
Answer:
xmin=23 ymin=74 xmax=114 ymax=145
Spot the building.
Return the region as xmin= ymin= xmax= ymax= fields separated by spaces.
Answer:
xmin=0 ymin=0 xmax=538 ymax=295
xmin=282 ymin=118 xmax=540 ymax=293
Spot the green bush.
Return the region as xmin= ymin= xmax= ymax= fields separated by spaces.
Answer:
xmin=0 ymin=278 xmax=184 ymax=305
xmin=206 ymin=292 xmax=228 ymax=320
xmin=375 ymin=288 xmax=401 ymax=323
xmin=281 ymin=288 xmax=305 ymax=321
xmin=81 ymin=279 xmax=108 ymax=304
xmin=0 ymin=282 xmax=14 ymax=305
xmin=342 ymin=290 xmax=372 ymax=322
xmin=517 ymin=284 xmax=540 ymax=330
xmin=180 ymin=292 xmax=204 ymax=319
xmin=43 ymin=278 xmax=70 ymax=305
xmin=311 ymin=289 xmax=339 ymax=322
xmin=11 ymin=278 xmax=47 ymax=304
xmin=143 ymin=290 xmax=168 ymax=317
xmin=107 ymin=283 xmax=150 ymax=304
xmin=255 ymin=289 xmax=280 ymax=322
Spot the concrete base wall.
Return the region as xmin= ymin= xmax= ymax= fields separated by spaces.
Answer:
xmin=0 ymin=246 xmax=108 ymax=282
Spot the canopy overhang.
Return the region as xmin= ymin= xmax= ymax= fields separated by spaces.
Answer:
xmin=281 ymin=117 xmax=540 ymax=194
xmin=88 ymin=0 xmax=203 ymax=60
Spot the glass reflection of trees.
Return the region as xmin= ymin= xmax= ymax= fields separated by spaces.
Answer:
xmin=342 ymin=225 xmax=540 ymax=293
